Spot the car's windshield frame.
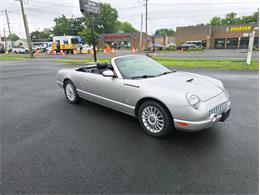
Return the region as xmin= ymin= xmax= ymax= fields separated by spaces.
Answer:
xmin=113 ymin=55 xmax=171 ymax=79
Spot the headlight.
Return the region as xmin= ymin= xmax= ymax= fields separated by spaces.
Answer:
xmin=186 ymin=93 xmax=200 ymax=109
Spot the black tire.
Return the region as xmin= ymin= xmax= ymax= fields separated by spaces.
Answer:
xmin=64 ymin=80 xmax=80 ymax=104
xmin=138 ymin=101 xmax=174 ymax=137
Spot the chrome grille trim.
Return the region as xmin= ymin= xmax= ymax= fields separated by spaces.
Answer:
xmin=209 ymin=101 xmax=229 ymax=116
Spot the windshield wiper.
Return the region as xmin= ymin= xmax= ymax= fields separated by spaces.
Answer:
xmin=156 ymin=71 xmax=176 ymax=77
xmin=131 ymin=75 xmax=155 ymax=79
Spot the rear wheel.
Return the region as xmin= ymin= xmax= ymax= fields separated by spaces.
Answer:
xmin=138 ymin=101 xmax=174 ymax=137
xmin=64 ymin=80 xmax=80 ymax=104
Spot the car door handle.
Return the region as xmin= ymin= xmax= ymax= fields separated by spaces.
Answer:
xmin=84 ymin=78 xmax=89 ymax=82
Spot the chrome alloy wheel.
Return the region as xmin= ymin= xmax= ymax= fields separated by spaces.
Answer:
xmin=65 ymin=83 xmax=76 ymax=101
xmin=142 ymin=106 xmax=164 ymax=133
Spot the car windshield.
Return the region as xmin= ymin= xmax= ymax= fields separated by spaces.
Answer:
xmin=114 ymin=55 xmax=171 ymax=79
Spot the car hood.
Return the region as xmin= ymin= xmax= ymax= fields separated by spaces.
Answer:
xmin=135 ymin=71 xmax=224 ymax=102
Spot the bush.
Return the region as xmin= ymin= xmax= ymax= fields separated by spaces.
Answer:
xmin=166 ymin=45 xmax=176 ymax=51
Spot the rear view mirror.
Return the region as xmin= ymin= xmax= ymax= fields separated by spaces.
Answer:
xmin=102 ymin=70 xmax=115 ymax=77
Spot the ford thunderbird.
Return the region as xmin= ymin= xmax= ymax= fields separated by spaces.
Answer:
xmin=56 ymin=55 xmax=231 ymax=137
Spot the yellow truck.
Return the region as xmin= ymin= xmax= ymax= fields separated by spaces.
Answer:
xmin=52 ymin=36 xmax=83 ymax=54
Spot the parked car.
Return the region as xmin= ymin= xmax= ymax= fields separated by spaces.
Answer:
xmin=81 ymin=44 xmax=93 ymax=53
xmin=149 ymin=43 xmax=166 ymax=50
xmin=12 ymin=47 xmax=29 ymax=54
xmin=56 ymin=55 xmax=231 ymax=137
xmin=176 ymin=43 xmax=196 ymax=50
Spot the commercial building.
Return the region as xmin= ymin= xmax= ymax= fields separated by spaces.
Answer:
xmin=98 ymin=32 xmax=150 ymax=50
xmin=153 ymin=36 xmax=176 ymax=45
xmin=176 ymin=24 xmax=259 ymax=49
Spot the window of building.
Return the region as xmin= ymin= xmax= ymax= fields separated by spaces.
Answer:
xmin=202 ymin=40 xmax=207 ymax=48
xmin=254 ymin=37 xmax=259 ymax=48
xmin=239 ymin=37 xmax=249 ymax=49
xmin=226 ymin=38 xmax=238 ymax=49
xmin=214 ymin=39 xmax=225 ymax=49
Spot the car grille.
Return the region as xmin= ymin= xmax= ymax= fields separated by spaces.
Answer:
xmin=209 ymin=101 xmax=229 ymax=116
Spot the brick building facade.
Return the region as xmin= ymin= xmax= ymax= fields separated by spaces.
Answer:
xmin=176 ymin=24 xmax=259 ymax=49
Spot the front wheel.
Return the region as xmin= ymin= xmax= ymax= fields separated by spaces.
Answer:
xmin=138 ymin=101 xmax=174 ymax=137
xmin=64 ymin=80 xmax=80 ymax=104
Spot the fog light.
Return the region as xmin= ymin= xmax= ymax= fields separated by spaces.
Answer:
xmin=209 ymin=114 xmax=217 ymax=122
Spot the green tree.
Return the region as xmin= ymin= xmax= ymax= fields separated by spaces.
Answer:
xmin=78 ymin=28 xmax=98 ymax=45
xmin=52 ymin=15 xmax=85 ymax=36
xmin=30 ymin=28 xmax=52 ymax=41
xmin=117 ymin=21 xmax=137 ymax=33
xmin=209 ymin=11 xmax=259 ymax=25
xmin=154 ymin=28 xmax=176 ymax=36
xmin=222 ymin=12 xmax=238 ymax=25
xmin=210 ymin=16 xmax=222 ymax=25
xmin=8 ymin=33 xmax=19 ymax=41
xmin=83 ymin=3 xmax=119 ymax=34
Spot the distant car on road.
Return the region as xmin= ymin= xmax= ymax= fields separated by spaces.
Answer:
xmin=149 ymin=43 xmax=166 ymax=50
xmin=12 ymin=47 xmax=29 ymax=54
xmin=57 ymin=55 xmax=231 ymax=137
xmin=177 ymin=43 xmax=197 ymax=50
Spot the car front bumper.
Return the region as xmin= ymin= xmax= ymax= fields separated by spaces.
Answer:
xmin=174 ymin=101 xmax=231 ymax=132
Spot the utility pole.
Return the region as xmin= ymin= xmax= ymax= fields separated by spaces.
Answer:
xmin=3 ymin=28 xmax=7 ymax=50
xmin=4 ymin=9 xmax=13 ymax=47
xmin=139 ymin=14 xmax=143 ymax=52
xmin=246 ymin=30 xmax=255 ymax=65
xmin=5 ymin=10 xmax=11 ymax=37
xmin=144 ymin=0 xmax=148 ymax=35
xmin=15 ymin=0 xmax=33 ymax=58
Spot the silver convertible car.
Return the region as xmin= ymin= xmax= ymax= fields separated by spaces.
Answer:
xmin=57 ymin=55 xmax=231 ymax=137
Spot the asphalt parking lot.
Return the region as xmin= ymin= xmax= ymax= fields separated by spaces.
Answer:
xmin=1 ymin=59 xmax=259 ymax=194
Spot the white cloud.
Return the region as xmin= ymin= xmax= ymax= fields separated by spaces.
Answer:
xmin=0 ymin=0 xmax=258 ymax=38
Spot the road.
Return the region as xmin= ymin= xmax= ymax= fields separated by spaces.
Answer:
xmin=1 ymin=59 xmax=259 ymax=194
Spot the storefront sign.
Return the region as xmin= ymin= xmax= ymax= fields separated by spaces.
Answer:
xmin=104 ymin=34 xmax=130 ymax=40
xmin=79 ymin=0 xmax=100 ymax=15
xmin=230 ymin=25 xmax=252 ymax=32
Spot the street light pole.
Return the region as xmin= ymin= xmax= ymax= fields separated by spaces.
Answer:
xmin=15 ymin=0 xmax=33 ymax=58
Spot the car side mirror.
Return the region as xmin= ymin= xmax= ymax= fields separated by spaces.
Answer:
xmin=102 ymin=70 xmax=115 ymax=77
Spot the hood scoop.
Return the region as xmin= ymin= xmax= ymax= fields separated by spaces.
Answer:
xmin=186 ymin=78 xmax=194 ymax=83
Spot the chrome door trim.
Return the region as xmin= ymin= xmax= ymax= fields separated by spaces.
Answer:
xmin=77 ymin=89 xmax=135 ymax=109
